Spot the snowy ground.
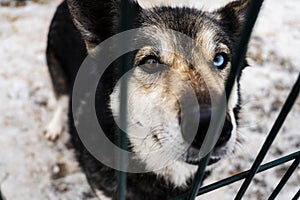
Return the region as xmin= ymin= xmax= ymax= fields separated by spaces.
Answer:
xmin=0 ymin=0 xmax=299 ymax=200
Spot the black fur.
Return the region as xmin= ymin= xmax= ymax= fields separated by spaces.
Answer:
xmin=46 ymin=1 xmax=86 ymax=97
xmin=0 ymin=188 xmax=4 ymax=200
xmin=46 ymin=0 xmax=248 ymax=199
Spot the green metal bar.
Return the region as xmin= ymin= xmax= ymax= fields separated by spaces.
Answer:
xmin=268 ymin=153 xmax=300 ymax=200
xmin=187 ymin=0 xmax=264 ymax=199
xmin=235 ymin=73 xmax=300 ymax=199
xmin=171 ymin=151 xmax=300 ymax=199
xmin=116 ymin=0 xmax=137 ymax=199
xmin=187 ymin=155 xmax=211 ymax=199
xmin=198 ymin=151 xmax=300 ymax=196
xmin=292 ymin=188 xmax=300 ymax=200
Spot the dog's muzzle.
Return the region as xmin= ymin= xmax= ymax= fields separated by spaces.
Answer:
xmin=180 ymin=106 xmax=233 ymax=165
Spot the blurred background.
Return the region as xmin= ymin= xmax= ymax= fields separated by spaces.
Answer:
xmin=0 ymin=0 xmax=299 ymax=199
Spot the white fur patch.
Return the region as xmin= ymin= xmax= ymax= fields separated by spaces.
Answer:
xmin=155 ymin=161 xmax=198 ymax=187
xmin=94 ymin=189 xmax=112 ymax=200
xmin=228 ymin=80 xmax=239 ymax=114
xmin=44 ymin=95 xmax=69 ymax=141
xmin=136 ymin=0 xmax=231 ymax=10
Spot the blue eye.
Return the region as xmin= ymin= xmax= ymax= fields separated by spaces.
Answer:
xmin=213 ymin=53 xmax=228 ymax=69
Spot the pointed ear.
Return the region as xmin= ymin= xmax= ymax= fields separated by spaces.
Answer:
xmin=214 ymin=0 xmax=250 ymax=35
xmin=67 ymin=0 xmax=142 ymax=51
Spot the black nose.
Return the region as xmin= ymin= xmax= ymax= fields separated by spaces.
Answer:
xmin=181 ymin=106 xmax=233 ymax=149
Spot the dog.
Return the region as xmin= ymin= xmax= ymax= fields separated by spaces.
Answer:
xmin=45 ymin=0 xmax=249 ymax=199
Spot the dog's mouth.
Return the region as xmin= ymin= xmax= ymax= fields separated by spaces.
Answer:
xmin=184 ymin=145 xmax=227 ymax=166
xmin=184 ymin=135 xmax=233 ymax=166
xmin=183 ymin=113 xmax=234 ymax=166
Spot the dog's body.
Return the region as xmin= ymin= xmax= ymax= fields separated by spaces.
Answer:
xmin=45 ymin=0 xmax=248 ymax=199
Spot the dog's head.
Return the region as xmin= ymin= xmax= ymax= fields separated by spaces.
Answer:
xmin=68 ymin=0 xmax=249 ymax=187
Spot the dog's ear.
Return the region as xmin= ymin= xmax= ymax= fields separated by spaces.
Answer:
xmin=67 ymin=0 xmax=141 ymax=51
xmin=214 ymin=0 xmax=250 ymax=36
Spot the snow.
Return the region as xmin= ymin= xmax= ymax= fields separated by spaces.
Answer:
xmin=0 ymin=0 xmax=299 ymax=199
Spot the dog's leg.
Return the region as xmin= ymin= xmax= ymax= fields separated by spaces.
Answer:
xmin=44 ymin=95 xmax=69 ymax=141
xmin=44 ymin=46 xmax=69 ymax=141
xmin=44 ymin=1 xmax=87 ymax=141
xmin=43 ymin=46 xmax=69 ymax=141
xmin=44 ymin=1 xmax=70 ymax=141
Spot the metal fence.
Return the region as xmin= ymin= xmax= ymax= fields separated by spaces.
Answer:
xmin=117 ymin=0 xmax=300 ymax=199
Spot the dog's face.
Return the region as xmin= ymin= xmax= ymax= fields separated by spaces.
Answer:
xmin=68 ymin=0 xmax=248 ymax=187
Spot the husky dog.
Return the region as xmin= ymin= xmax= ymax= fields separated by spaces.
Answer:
xmin=45 ymin=0 xmax=249 ymax=199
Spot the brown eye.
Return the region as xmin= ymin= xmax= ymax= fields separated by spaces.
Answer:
xmin=138 ymin=56 xmax=165 ymax=74
xmin=145 ymin=58 xmax=159 ymax=65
